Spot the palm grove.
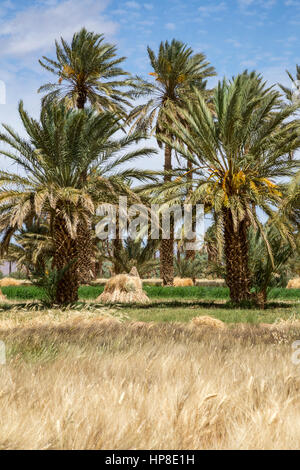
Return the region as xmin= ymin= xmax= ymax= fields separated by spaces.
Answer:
xmin=0 ymin=28 xmax=299 ymax=306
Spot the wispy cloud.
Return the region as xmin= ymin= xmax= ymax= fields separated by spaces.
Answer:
xmin=285 ymin=0 xmax=300 ymax=6
xmin=0 ymin=0 xmax=117 ymax=56
xmin=240 ymin=59 xmax=257 ymax=67
xmin=125 ymin=1 xmax=140 ymax=9
xmin=237 ymin=0 xmax=255 ymax=6
xmin=165 ymin=22 xmax=176 ymax=30
xmin=237 ymin=0 xmax=276 ymax=9
xmin=198 ymin=2 xmax=227 ymax=16
xmin=226 ymin=39 xmax=242 ymax=48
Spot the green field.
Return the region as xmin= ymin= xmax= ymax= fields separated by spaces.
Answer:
xmin=122 ymin=304 xmax=300 ymax=324
xmin=1 ymin=285 xmax=300 ymax=301
xmin=0 ymin=285 xmax=299 ymax=325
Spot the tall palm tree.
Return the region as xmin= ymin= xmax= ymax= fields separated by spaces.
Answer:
xmin=38 ymin=28 xmax=133 ymax=282
xmin=38 ymin=28 xmax=131 ymax=113
xmin=128 ymin=39 xmax=216 ymax=285
xmin=154 ymin=73 xmax=300 ymax=304
xmin=0 ymin=102 xmax=155 ymax=304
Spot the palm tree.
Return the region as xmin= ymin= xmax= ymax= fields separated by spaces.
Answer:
xmin=99 ymin=237 xmax=160 ymax=278
xmin=38 ymin=28 xmax=131 ymax=113
xmin=175 ymin=253 xmax=206 ymax=283
xmin=154 ymin=73 xmax=300 ymax=304
xmin=38 ymin=28 xmax=135 ymax=282
xmin=128 ymin=39 xmax=216 ymax=285
xmin=248 ymin=224 xmax=294 ymax=308
xmin=0 ymin=102 xmax=155 ymax=304
xmin=7 ymin=220 xmax=53 ymax=277
xmin=279 ymin=65 xmax=300 ymax=108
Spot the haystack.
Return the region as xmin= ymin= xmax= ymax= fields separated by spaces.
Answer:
xmin=0 ymin=278 xmax=23 ymax=287
xmin=173 ymin=277 xmax=194 ymax=287
xmin=97 ymin=267 xmax=150 ymax=304
xmin=287 ymin=278 xmax=300 ymax=289
xmin=0 ymin=289 xmax=7 ymax=302
xmin=190 ymin=315 xmax=226 ymax=330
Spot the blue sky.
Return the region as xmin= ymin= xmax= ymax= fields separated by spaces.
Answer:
xmin=0 ymin=0 xmax=299 ymax=171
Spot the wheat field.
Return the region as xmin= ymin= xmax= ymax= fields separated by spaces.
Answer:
xmin=0 ymin=308 xmax=299 ymax=449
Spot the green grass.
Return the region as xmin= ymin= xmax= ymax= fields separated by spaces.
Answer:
xmin=122 ymin=303 xmax=300 ymax=324
xmin=1 ymin=285 xmax=300 ymax=301
xmin=144 ymin=285 xmax=229 ymax=299
xmin=1 ymin=285 xmax=45 ymax=300
xmin=0 ymin=285 xmax=299 ymax=327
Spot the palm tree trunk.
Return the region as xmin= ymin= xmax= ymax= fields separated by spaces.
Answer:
xmin=160 ymin=144 xmax=174 ymax=286
xmin=76 ymin=219 xmax=94 ymax=284
xmin=53 ymin=213 xmax=79 ymax=304
xmin=75 ymin=92 xmax=94 ymax=284
xmin=256 ymin=288 xmax=267 ymax=309
xmin=76 ymin=88 xmax=87 ymax=110
xmin=223 ymin=209 xmax=252 ymax=304
xmin=186 ymin=159 xmax=195 ymax=260
xmin=113 ymin=213 xmax=123 ymax=275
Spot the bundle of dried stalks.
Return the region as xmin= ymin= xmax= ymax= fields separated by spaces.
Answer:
xmin=286 ymin=278 xmax=300 ymax=289
xmin=97 ymin=267 xmax=150 ymax=304
xmin=190 ymin=315 xmax=226 ymax=330
xmin=0 ymin=278 xmax=23 ymax=287
xmin=173 ymin=277 xmax=194 ymax=287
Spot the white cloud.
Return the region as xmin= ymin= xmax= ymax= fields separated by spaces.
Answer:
xmin=143 ymin=3 xmax=153 ymax=10
xmin=165 ymin=22 xmax=176 ymax=30
xmin=198 ymin=2 xmax=227 ymax=16
xmin=261 ymin=65 xmax=291 ymax=89
xmin=125 ymin=1 xmax=140 ymax=8
xmin=240 ymin=59 xmax=257 ymax=67
xmin=226 ymin=39 xmax=242 ymax=48
xmin=0 ymin=0 xmax=120 ymax=154
xmin=112 ymin=8 xmax=127 ymax=15
xmin=285 ymin=0 xmax=300 ymax=5
xmin=138 ymin=20 xmax=154 ymax=26
xmin=237 ymin=0 xmax=276 ymax=9
xmin=0 ymin=0 xmax=117 ymax=57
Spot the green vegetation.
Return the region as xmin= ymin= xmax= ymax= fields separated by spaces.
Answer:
xmin=1 ymin=285 xmax=299 ymax=302
xmin=0 ymin=28 xmax=299 ymax=307
xmin=123 ymin=304 xmax=300 ymax=324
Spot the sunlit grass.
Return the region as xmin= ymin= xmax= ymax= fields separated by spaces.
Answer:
xmin=0 ymin=309 xmax=299 ymax=449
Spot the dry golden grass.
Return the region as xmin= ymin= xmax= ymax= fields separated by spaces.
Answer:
xmin=190 ymin=315 xmax=226 ymax=330
xmin=0 ymin=309 xmax=299 ymax=449
xmin=173 ymin=278 xmax=194 ymax=287
xmin=287 ymin=278 xmax=300 ymax=289
xmin=0 ymin=278 xmax=23 ymax=287
xmin=98 ymin=272 xmax=150 ymax=304
xmin=0 ymin=289 xmax=7 ymax=302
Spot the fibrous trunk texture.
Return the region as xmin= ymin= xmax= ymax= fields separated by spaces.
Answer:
xmin=186 ymin=159 xmax=196 ymax=261
xmin=160 ymin=144 xmax=174 ymax=286
xmin=255 ymin=288 xmax=267 ymax=309
xmin=113 ymin=214 xmax=123 ymax=275
xmin=53 ymin=214 xmax=79 ymax=305
xmin=223 ymin=209 xmax=252 ymax=304
xmin=76 ymin=88 xmax=87 ymax=110
xmin=76 ymin=220 xmax=94 ymax=284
